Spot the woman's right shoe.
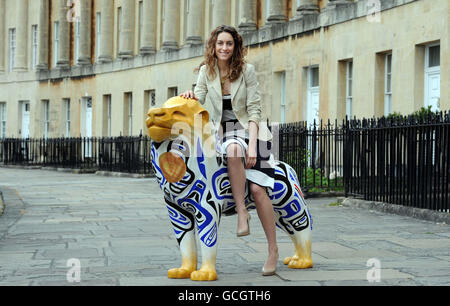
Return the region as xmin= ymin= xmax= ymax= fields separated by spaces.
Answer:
xmin=237 ymin=214 xmax=251 ymax=237
xmin=261 ymin=266 xmax=277 ymax=276
xmin=262 ymin=252 xmax=279 ymax=276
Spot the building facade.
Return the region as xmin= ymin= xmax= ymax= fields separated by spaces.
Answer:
xmin=0 ymin=0 xmax=447 ymax=139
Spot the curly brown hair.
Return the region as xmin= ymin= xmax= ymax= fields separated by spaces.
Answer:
xmin=196 ymin=25 xmax=248 ymax=82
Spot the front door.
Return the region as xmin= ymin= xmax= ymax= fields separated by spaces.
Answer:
xmin=307 ymin=67 xmax=320 ymax=127
xmin=425 ymin=44 xmax=440 ymax=112
xmin=85 ymin=98 xmax=92 ymax=138
xmin=82 ymin=97 xmax=93 ymax=158
xmin=425 ymin=71 xmax=440 ymax=112
xmin=21 ymin=102 xmax=30 ymax=138
xmin=306 ymin=67 xmax=320 ymax=167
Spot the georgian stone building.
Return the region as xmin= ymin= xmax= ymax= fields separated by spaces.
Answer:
xmin=0 ymin=0 xmax=447 ymax=139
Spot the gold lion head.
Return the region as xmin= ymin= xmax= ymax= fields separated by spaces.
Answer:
xmin=146 ymin=96 xmax=210 ymax=143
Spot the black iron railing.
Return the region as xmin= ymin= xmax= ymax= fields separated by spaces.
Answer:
xmin=0 ymin=135 xmax=153 ymax=174
xmin=277 ymin=120 xmax=345 ymax=193
xmin=343 ymin=112 xmax=450 ymax=212
xmin=1 ymin=113 xmax=449 ymax=213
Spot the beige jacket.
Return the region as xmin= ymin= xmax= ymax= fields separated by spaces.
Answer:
xmin=194 ymin=62 xmax=273 ymax=142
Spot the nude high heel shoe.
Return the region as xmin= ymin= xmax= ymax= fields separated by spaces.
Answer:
xmin=237 ymin=214 xmax=251 ymax=237
xmin=262 ymin=252 xmax=279 ymax=276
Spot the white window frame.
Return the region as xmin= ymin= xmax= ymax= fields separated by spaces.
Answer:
xmin=0 ymin=103 xmax=6 ymax=139
xmin=9 ymin=28 xmax=16 ymax=72
xmin=54 ymin=22 xmax=59 ymax=67
xmin=32 ymin=25 xmax=38 ymax=69
xmin=346 ymin=61 xmax=353 ymax=119
xmin=96 ymin=12 xmax=101 ymax=60
xmin=384 ymin=53 xmax=392 ymax=116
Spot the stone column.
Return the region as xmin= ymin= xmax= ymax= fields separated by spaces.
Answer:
xmin=37 ymin=0 xmax=49 ymax=71
xmin=57 ymin=0 xmax=70 ymax=68
xmin=296 ymin=0 xmax=319 ymax=17
xmin=238 ymin=0 xmax=257 ymax=33
xmin=119 ymin=0 xmax=135 ymax=58
xmin=140 ymin=0 xmax=157 ymax=54
xmin=267 ymin=0 xmax=287 ymax=24
xmin=211 ymin=0 xmax=230 ymax=30
xmin=185 ymin=0 xmax=203 ymax=45
xmin=162 ymin=0 xmax=179 ymax=50
xmin=77 ymin=0 xmax=91 ymax=65
xmin=0 ymin=0 xmax=5 ymax=72
xmin=14 ymin=0 xmax=29 ymax=71
xmin=99 ymin=0 xmax=113 ymax=63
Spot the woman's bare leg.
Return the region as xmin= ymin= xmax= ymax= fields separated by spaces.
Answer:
xmin=227 ymin=144 xmax=250 ymax=235
xmin=250 ymin=183 xmax=279 ymax=272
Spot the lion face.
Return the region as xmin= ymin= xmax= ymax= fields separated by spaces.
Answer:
xmin=146 ymin=96 xmax=210 ymax=143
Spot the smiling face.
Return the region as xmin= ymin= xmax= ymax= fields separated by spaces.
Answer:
xmin=215 ymin=32 xmax=235 ymax=63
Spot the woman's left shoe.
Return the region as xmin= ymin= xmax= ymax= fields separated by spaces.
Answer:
xmin=237 ymin=214 xmax=251 ymax=237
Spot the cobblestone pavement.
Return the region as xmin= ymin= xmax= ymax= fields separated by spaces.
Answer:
xmin=0 ymin=168 xmax=449 ymax=286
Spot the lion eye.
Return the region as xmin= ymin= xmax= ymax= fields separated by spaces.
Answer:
xmin=172 ymin=111 xmax=186 ymax=118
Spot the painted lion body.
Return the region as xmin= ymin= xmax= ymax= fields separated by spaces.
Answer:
xmin=147 ymin=97 xmax=313 ymax=281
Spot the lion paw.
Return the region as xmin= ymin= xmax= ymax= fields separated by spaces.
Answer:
xmin=168 ymin=268 xmax=195 ymax=279
xmin=283 ymin=256 xmax=313 ymax=269
xmin=190 ymin=269 xmax=218 ymax=281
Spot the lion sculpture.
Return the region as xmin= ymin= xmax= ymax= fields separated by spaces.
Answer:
xmin=146 ymin=96 xmax=313 ymax=281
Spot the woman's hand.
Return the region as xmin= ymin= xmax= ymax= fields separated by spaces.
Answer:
xmin=245 ymin=142 xmax=257 ymax=169
xmin=180 ymin=90 xmax=198 ymax=100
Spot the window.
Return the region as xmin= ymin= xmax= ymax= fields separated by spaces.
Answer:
xmin=384 ymin=54 xmax=392 ymax=116
xmin=346 ymin=61 xmax=353 ymax=118
xmin=117 ymin=7 xmax=122 ymax=56
xmin=0 ymin=103 xmax=6 ymax=139
xmin=124 ymin=93 xmax=133 ymax=136
xmin=75 ymin=18 xmax=81 ymax=63
xmin=427 ymin=45 xmax=440 ymax=68
xmin=139 ymin=1 xmax=143 ymax=50
xmin=32 ymin=25 xmax=38 ymax=69
xmin=128 ymin=94 xmax=133 ymax=136
xmin=150 ymin=90 xmax=156 ymax=106
xmin=168 ymin=87 xmax=178 ymax=99
xmin=43 ymin=100 xmax=50 ymax=139
xmin=96 ymin=12 xmax=101 ymax=60
xmin=63 ymin=99 xmax=71 ymax=137
xmin=279 ymin=71 xmax=286 ymax=124
xmin=54 ymin=22 xmax=59 ymax=66
xmin=9 ymin=28 xmax=16 ymax=72
xmin=103 ymin=95 xmax=112 ymax=137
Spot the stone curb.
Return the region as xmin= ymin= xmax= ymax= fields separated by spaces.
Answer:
xmin=94 ymin=171 xmax=154 ymax=179
xmin=1 ymin=165 xmax=154 ymax=178
xmin=339 ymin=197 xmax=450 ymax=224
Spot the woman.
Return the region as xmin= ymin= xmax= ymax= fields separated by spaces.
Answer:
xmin=181 ymin=25 xmax=278 ymax=276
